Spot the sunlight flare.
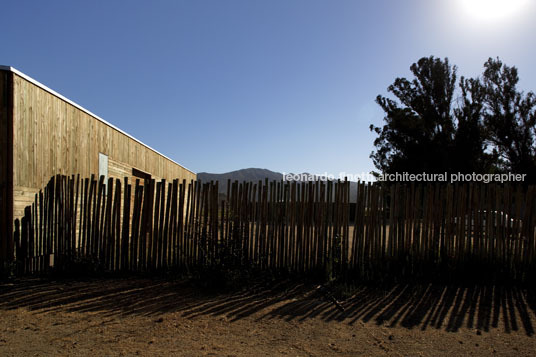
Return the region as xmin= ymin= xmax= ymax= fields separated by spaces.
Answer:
xmin=458 ymin=0 xmax=529 ymax=22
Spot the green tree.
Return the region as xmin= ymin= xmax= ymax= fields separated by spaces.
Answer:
xmin=479 ymin=58 xmax=536 ymax=182
xmin=370 ymin=56 xmax=493 ymax=176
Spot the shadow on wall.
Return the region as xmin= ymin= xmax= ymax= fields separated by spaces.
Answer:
xmin=0 ymin=278 xmax=535 ymax=336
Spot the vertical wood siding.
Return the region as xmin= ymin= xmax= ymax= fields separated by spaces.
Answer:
xmin=10 ymin=72 xmax=196 ymax=220
xmin=0 ymin=71 xmax=13 ymax=263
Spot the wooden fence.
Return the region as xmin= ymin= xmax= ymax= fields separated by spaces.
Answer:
xmin=8 ymin=175 xmax=536 ymax=282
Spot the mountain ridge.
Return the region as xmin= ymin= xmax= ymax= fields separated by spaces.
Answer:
xmin=197 ymin=168 xmax=359 ymax=199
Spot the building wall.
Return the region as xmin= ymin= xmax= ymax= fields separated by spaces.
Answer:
xmin=11 ymin=72 xmax=196 ymax=219
xmin=0 ymin=71 xmax=13 ymax=262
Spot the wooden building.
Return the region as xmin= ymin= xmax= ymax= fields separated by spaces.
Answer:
xmin=0 ymin=66 xmax=196 ymax=264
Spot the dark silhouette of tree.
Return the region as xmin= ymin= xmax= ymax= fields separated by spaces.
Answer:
xmin=453 ymin=76 xmax=499 ymax=174
xmin=479 ymin=58 xmax=536 ymax=183
xmin=370 ymin=56 xmax=493 ymax=176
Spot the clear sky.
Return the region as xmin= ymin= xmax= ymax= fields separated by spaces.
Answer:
xmin=3 ymin=0 xmax=536 ymax=175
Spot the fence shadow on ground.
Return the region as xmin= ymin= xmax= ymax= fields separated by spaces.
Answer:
xmin=1 ymin=278 xmax=535 ymax=336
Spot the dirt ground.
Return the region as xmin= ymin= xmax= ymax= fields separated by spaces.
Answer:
xmin=1 ymin=277 xmax=535 ymax=356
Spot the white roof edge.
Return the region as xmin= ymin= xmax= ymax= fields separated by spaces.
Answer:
xmin=0 ymin=65 xmax=195 ymax=175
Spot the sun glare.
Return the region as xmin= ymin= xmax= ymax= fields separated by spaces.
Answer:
xmin=459 ymin=0 xmax=529 ymax=22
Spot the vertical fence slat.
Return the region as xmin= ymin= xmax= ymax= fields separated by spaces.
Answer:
xmin=11 ymin=175 xmax=536 ymax=283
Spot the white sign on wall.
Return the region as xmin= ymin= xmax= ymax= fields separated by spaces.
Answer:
xmin=99 ymin=153 xmax=108 ymax=192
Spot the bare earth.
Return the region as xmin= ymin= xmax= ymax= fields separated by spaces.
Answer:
xmin=1 ymin=278 xmax=535 ymax=356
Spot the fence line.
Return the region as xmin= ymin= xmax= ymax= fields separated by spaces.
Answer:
xmin=8 ymin=175 xmax=536 ymax=282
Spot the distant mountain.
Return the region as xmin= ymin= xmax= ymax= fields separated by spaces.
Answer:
xmin=198 ymin=168 xmax=283 ymax=185
xmin=198 ymin=168 xmax=359 ymax=199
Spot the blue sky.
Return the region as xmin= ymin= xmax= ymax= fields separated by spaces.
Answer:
xmin=3 ymin=0 xmax=536 ymax=175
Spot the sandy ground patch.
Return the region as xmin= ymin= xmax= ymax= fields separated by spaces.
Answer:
xmin=1 ymin=278 xmax=535 ymax=356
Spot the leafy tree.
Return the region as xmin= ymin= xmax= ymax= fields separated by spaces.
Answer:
xmin=453 ymin=76 xmax=499 ymax=174
xmin=479 ymin=58 xmax=536 ymax=182
xmin=370 ymin=56 xmax=493 ymax=176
